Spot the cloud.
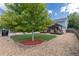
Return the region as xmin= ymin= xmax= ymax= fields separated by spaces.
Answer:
xmin=60 ymin=6 xmax=67 ymax=13
xmin=55 ymin=12 xmax=57 ymax=15
xmin=0 ymin=3 xmax=7 ymax=10
xmin=48 ymin=10 xmax=53 ymax=14
xmin=60 ymin=3 xmax=79 ymax=14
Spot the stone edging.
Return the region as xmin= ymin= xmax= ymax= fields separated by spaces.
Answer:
xmin=66 ymin=28 xmax=79 ymax=40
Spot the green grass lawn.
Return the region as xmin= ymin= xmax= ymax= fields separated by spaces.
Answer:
xmin=11 ymin=34 xmax=56 ymax=42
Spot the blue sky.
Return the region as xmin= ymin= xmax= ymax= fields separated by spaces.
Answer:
xmin=47 ymin=3 xmax=68 ymax=19
xmin=0 ymin=3 xmax=79 ymax=20
xmin=0 ymin=8 xmax=4 ymax=15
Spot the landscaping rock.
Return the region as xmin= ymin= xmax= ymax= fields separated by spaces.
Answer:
xmin=0 ymin=33 xmax=79 ymax=56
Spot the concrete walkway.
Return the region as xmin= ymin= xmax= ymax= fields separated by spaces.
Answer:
xmin=0 ymin=33 xmax=79 ymax=56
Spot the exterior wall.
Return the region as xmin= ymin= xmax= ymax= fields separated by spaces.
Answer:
xmin=64 ymin=18 xmax=68 ymax=30
xmin=54 ymin=18 xmax=68 ymax=30
xmin=57 ymin=21 xmax=65 ymax=29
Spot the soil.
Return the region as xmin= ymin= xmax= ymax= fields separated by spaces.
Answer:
xmin=20 ymin=39 xmax=43 ymax=45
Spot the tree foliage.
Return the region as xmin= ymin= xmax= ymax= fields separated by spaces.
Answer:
xmin=1 ymin=3 xmax=53 ymax=32
xmin=68 ymin=12 xmax=79 ymax=30
xmin=0 ymin=12 xmax=17 ymax=30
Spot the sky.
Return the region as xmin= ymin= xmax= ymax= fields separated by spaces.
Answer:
xmin=0 ymin=8 xmax=4 ymax=15
xmin=47 ymin=3 xmax=79 ymax=19
xmin=47 ymin=3 xmax=68 ymax=19
xmin=0 ymin=3 xmax=79 ymax=19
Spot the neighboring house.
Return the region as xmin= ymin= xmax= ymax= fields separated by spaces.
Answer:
xmin=54 ymin=17 xmax=68 ymax=30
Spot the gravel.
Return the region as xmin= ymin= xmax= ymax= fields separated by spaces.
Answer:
xmin=0 ymin=33 xmax=79 ymax=56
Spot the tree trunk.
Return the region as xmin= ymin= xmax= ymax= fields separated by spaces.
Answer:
xmin=23 ymin=32 xmax=26 ymax=35
xmin=32 ymin=29 xmax=34 ymax=41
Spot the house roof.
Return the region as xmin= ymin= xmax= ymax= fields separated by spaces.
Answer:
xmin=54 ymin=17 xmax=68 ymax=22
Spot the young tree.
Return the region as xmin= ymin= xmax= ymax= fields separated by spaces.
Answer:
xmin=1 ymin=3 xmax=53 ymax=41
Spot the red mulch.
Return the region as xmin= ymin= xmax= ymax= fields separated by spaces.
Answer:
xmin=20 ymin=39 xmax=43 ymax=45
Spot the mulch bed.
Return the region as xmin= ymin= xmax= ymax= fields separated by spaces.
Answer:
xmin=20 ymin=39 xmax=43 ymax=45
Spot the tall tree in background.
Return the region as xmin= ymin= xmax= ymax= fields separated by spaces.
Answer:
xmin=0 ymin=12 xmax=17 ymax=29
xmin=68 ymin=12 xmax=79 ymax=30
xmin=1 ymin=3 xmax=53 ymax=40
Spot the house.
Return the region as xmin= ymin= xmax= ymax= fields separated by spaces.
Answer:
xmin=54 ymin=17 xmax=68 ymax=30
